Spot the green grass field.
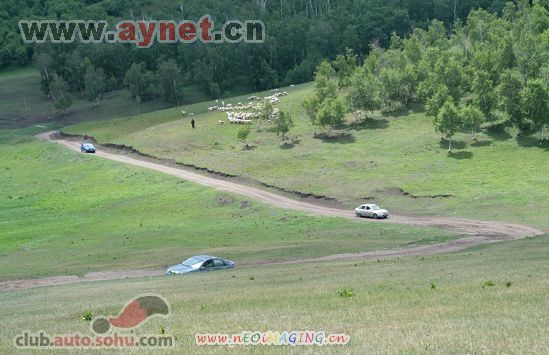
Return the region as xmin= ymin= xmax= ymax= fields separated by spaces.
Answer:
xmin=0 ymin=127 xmax=456 ymax=280
xmin=1 ymin=78 xmax=547 ymax=354
xmin=64 ymin=83 xmax=549 ymax=229
xmin=1 ymin=236 xmax=547 ymax=353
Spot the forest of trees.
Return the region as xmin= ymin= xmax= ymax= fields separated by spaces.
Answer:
xmin=303 ymin=1 xmax=548 ymax=149
xmin=0 ymin=0 xmax=523 ymax=111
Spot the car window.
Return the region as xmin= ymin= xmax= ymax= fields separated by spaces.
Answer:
xmin=366 ymin=206 xmax=370 ymax=210
xmin=361 ymin=206 xmax=366 ymax=210
xmin=183 ymin=257 xmax=204 ymax=269
xmin=203 ymin=260 xmax=214 ymax=269
xmin=213 ymin=259 xmax=225 ymax=267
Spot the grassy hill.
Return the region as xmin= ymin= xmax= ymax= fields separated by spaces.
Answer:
xmin=63 ymin=83 xmax=549 ymax=229
xmin=1 ymin=236 xmax=547 ymax=353
xmin=0 ymin=67 xmax=253 ymax=130
xmin=0 ymin=126 xmax=455 ymax=280
xmin=0 ymin=67 xmax=175 ymax=129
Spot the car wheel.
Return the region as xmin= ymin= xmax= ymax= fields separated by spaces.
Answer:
xmin=373 ymin=214 xmax=378 ymax=219
xmin=356 ymin=213 xmax=361 ymax=218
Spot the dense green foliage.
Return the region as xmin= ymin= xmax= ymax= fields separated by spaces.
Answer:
xmin=1 ymin=0 xmax=518 ymax=111
xmin=305 ymin=1 xmax=548 ymax=144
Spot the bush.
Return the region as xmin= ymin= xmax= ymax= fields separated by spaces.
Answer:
xmin=483 ymin=280 xmax=496 ymax=288
xmin=338 ymin=288 xmax=354 ymax=298
xmin=81 ymin=311 xmax=94 ymax=321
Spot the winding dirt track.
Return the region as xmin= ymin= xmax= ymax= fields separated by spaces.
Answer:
xmin=0 ymin=132 xmax=542 ymax=292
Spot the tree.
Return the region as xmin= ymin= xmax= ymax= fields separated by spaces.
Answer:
xmin=303 ymin=95 xmax=321 ymax=126
xmin=250 ymin=58 xmax=278 ymax=90
xmin=258 ymin=100 xmax=275 ymax=121
xmin=271 ymin=110 xmax=293 ymax=140
xmin=315 ymin=97 xmax=346 ymax=136
xmin=84 ymin=66 xmax=107 ymax=110
xmin=316 ymin=77 xmax=339 ymax=103
xmin=303 ymin=60 xmax=340 ymax=131
xmin=236 ymin=124 xmax=252 ymax=148
xmin=499 ymin=36 xmax=516 ymax=70
xmin=347 ymin=67 xmax=382 ymax=119
xmin=435 ymin=57 xmax=464 ymax=102
xmin=158 ymin=61 xmax=184 ymax=105
xmin=521 ymin=79 xmax=548 ymax=140
xmin=332 ymin=48 xmax=357 ymax=88
xmin=460 ymin=104 xmax=484 ymax=137
xmin=124 ymin=62 xmax=158 ymax=102
xmin=497 ymin=69 xmax=524 ymax=127
xmin=426 ymin=85 xmax=451 ymax=118
xmin=49 ymin=74 xmax=72 ymax=115
xmin=35 ymin=52 xmax=53 ymax=95
xmin=125 ymin=63 xmax=146 ymax=98
xmin=379 ymin=66 xmax=418 ymax=109
xmin=256 ymin=100 xmax=275 ymax=131
xmin=434 ymin=99 xmax=461 ymax=151
xmin=207 ymin=81 xmax=220 ymax=100
xmin=472 ymin=69 xmax=496 ymax=119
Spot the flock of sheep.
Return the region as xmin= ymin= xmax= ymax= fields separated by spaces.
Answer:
xmin=180 ymin=88 xmax=293 ymax=125
xmin=215 ymin=90 xmax=289 ymax=124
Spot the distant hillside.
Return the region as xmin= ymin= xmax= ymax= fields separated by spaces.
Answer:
xmin=1 ymin=0 xmax=512 ymax=113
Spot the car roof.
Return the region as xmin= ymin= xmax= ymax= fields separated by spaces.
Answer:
xmin=192 ymin=255 xmax=218 ymax=261
xmin=82 ymin=143 xmax=95 ymax=147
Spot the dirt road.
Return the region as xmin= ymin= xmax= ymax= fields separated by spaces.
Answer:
xmin=1 ymin=131 xmax=540 ymax=292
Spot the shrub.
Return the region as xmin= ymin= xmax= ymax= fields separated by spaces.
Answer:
xmin=483 ymin=280 xmax=496 ymax=288
xmin=338 ymin=289 xmax=354 ymax=298
xmin=81 ymin=311 xmax=94 ymax=321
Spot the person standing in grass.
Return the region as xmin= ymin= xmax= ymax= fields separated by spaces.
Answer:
xmin=191 ymin=118 xmax=195 ymax=129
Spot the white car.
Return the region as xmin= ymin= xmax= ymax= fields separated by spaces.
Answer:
xmin=355 ymin=204 xmax=389 ymax=219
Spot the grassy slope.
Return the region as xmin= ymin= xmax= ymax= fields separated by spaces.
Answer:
xmin=1 ymin=236 xmax=547 ymax=353
xmin=64 ymin=83 xmax=549 ymax=229
xmin=0 ymin=127 xmax=455 ymax=280
xmin=0 ymin=67 xmax=176 ymax=129
xmin=0 ymin=66 xmax=260 ymax=130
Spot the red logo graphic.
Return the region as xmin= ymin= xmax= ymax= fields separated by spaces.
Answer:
xmin=91 ymin=294 xmax=170 ymax=334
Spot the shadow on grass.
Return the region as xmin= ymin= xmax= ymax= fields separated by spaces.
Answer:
xmin=447 ymin=151 xmax=473 ymax=159
xmin=314 ymin=132 xmax=356 ymax=144
xmin=485 ymin=122 xmax=512 ymax=141
xmin=470 ymin=139 xmax=493 ymax=147
xmin=439 ymin=139 xmax=467 ymax=150
xmin=347 ymin=118 xmax=389 ymax=131
xmin=280 ymin=139 xmax=301 ymax=149
xmin=382 ymin=102 xmax=424 ymax=117
xmin=516 ymin=135 xmax=549 ymax=150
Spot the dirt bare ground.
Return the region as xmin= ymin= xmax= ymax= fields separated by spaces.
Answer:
xmin=1 ymin=131 xmax=542 ymax=293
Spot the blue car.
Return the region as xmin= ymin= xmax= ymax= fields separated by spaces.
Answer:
xmin=80 ymin=143 xmax=96 ymax=153
xmin=166 ymin=255 xmax=235 ymax=275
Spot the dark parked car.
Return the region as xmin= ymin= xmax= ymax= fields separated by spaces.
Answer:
xmin=166 ymin=255 xmax=235 ymax=275
xmin=80 ymin=143 xmax=96 ymax=153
